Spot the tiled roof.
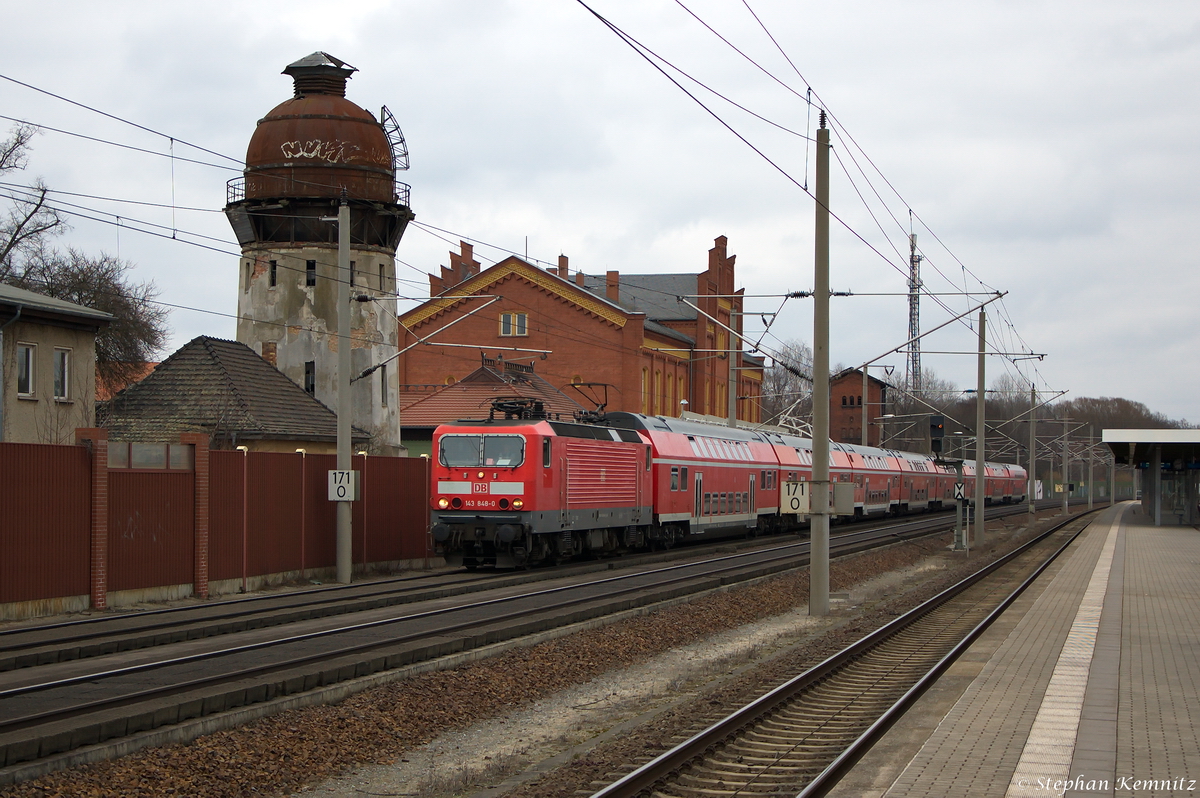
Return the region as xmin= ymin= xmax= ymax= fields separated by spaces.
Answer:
xmin=400 ymin=361 xmax=585 ymax=428
xmin=99 ymin=336 xmax=367 ymax=443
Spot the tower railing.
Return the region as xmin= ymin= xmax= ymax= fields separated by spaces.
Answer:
xmin=225 ymin=176 xmax=411 ymax=207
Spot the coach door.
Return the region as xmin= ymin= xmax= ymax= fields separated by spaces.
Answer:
xmin=749 ymin=473 xmax=756 ymax=515
xmin=694 ymin=472 xmax=703 ymax=520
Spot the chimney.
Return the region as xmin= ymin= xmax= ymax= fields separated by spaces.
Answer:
xmin=557 ymin=254 xmax=569 ymax=278
xmin=606 ymin=270 xmax=620 ymax=303
xmin=576 ymin=271 xmax=585 ymax=287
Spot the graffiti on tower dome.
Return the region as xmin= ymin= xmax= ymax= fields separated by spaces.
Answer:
xmin=280 ymin=139 xmax=365 ymax=163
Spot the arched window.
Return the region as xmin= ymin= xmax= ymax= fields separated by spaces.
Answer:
xmin=842 ymin=396 xmax=848 ymax=406
xmin=653 ymin=370 xmax=661 ymax=415
xmin=641 ymin=368 xmax=649 ymax=414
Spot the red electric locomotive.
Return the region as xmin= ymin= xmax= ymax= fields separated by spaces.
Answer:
xmin=429 ymin=402 xmax=652 ymax=568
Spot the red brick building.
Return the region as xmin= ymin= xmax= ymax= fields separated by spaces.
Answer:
xmin=397 ymin=236 xmax=762 ymax=424
xmin=830 ymin=368 xmax=890 ymax=446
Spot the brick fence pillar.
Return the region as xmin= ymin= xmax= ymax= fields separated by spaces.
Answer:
xmin=75 ymin=428 xmax=108 ymax=610
xmin=181 ymin=433 xmax=210 ymax=599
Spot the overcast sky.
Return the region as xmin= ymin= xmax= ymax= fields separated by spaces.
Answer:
xmin=2 ymin=1 xmax=1198 ymax=421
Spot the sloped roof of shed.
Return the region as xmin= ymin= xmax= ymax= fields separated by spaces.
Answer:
xmin=99 ymin=336 xmax=366 ymax=442
xmin=400 ymin=361 xmax=585 ymax=429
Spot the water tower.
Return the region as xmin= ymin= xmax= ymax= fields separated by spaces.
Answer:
xmin=225 ymin=52 xmax=414 ymax=454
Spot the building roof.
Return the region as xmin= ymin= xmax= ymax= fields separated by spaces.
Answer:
xmin=0 ymin=283 xmax=114 ymax=327
xmin=99 ymin=336 xmax=367 ymax=444
xmin=400 ymin=358 xmax=585 ymax=429
xmin=579 ymin=273 xmax=699 ymax=321
xmin=1103 ymin=429 xmax=1200 ymax=466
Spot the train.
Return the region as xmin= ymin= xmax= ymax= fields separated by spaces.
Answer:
xmin=429 ymin=403 xmax=1027 ymax=569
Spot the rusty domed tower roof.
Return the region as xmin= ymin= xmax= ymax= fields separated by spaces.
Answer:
xmin=243 ymin=52 xmax=393 ymax=203
xmin=225 ymin=52 xmax=413 ymax=250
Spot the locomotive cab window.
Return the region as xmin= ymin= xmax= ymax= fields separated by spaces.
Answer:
xmin=681 ymin=466 xmax=688 ymax=487
xmin=439 ymin=434 xmax=525 ymax=468
xmin=543 ymin=438 xmax=551 ymax=467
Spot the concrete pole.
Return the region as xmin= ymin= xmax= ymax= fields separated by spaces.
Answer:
xmin=336 ymin=197 xmax=353 ymax=584
xmin=727 ymin=326 xmax=738 ymax=428
xmin=1109 ymin=455 xmax=1115 ymax=506
xmin=974 ymin=309 xmax=986 ymax=545
xmin=1061 ymin=418 xmax=1069 ymax=516
xmin=1152 ymin=443 xmax=1162 ymax=526
xmin=810 ymin=112 xmax=831 ymax=617
xmin=1028 ymin=384 xmax=1036 ymax=515
xmin=861 ymin=367 xmax=868 ymax=446
xmin=1088 ymin=424 xmax=1095 ymax=511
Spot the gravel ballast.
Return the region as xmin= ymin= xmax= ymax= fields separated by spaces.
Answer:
xmin=2 ymin=512 xmax=1060 ymax=798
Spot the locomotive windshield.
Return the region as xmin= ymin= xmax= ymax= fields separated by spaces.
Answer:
xmin=439 ymin=434 xmax=526 ymax=468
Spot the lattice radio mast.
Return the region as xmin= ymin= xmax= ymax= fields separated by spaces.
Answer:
xmin=908 ymin=233 xmax=923 ymax=395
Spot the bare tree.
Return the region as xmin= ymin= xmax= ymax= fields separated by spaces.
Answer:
xmin=1 ymin=125 xmax=169 ymax=388
xmin=760 ymin=339 xmax=813 ymax=425
xmin=14 ymin=247 xmax=169 ymax=387
xmin=0 ymin=125 xmax=66 ymax=278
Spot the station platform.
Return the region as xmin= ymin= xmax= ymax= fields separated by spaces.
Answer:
xmin=830 ymin=502 xmax=1200 ymax=797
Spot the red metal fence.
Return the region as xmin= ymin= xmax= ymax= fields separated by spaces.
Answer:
xmin=0 ymin=442 xmax=91 ymax=604
xmin=1 ymin=433 xmax=432 ymax=613
xmin=209 ymin=452 xmax=431 ymax=585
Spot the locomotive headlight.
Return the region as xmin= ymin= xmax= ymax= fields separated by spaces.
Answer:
xmin=477 ymin=471 xmax=485 ymax=479
xmin=437 ymin=497 xmax=450 ymax=509
xmin=512 ymin=498 xmax=524 ymax=509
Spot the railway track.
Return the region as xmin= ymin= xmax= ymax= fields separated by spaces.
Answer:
xmin=0 ymin=501 xmax=1060 ymax=784
xmin=587 ymin=507 xmax=1100 ymax=798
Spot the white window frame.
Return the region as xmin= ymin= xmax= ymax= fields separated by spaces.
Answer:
xmin=16 ymin=342 xmax=35 ymax=397
xmin=499 ymin=312 xmax=527 ymax=337
xmin=53 ymin=347 xmax=71 ymax=401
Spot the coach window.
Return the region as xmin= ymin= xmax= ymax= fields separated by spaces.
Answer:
xmin=543 ymin=438 xmax=552 ymax=467
xmin=681 ymin=466 xmax=688 ymax=487
xmin=703 ymin=492 xmax=711 ymax=515
xmin=720 ymin=492 xmax=727 ymax=513
xmin=670 ymin=466 xmax=679 ymax=491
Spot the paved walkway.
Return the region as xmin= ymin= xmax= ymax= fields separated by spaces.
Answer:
xmin=830 ymin=503 xmax=1200 ymax=797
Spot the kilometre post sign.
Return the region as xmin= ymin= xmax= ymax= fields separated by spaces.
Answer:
xmin=783 ymin=481 xmax=809 ymax=514
xmin=328 ymin=469 xmax=360 ymax=501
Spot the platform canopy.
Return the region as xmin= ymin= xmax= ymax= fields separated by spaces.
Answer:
xmin=1102 ymin=429 xmax=1200 ymax=466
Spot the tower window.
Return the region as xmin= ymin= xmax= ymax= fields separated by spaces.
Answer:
xmin=379 ymin=264 xmax=386 ymax=292
xmin=304 ymin=361 xmax=315 ymax=394
xmin=499 ymin=312 xmax=527 ymax=336
xmin=350 ymin=260 xmax=356 ymax=287
xmin=269 ymin=260 xmax=277 ymax=287
xmin=380 ymin=363 xmax=388 ymax=407
xmin=306 ymin=260 xmax=317 ymax=287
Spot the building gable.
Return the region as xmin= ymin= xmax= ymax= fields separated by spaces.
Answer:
xmin=402 ymin=257 xmax=630 ymax=331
